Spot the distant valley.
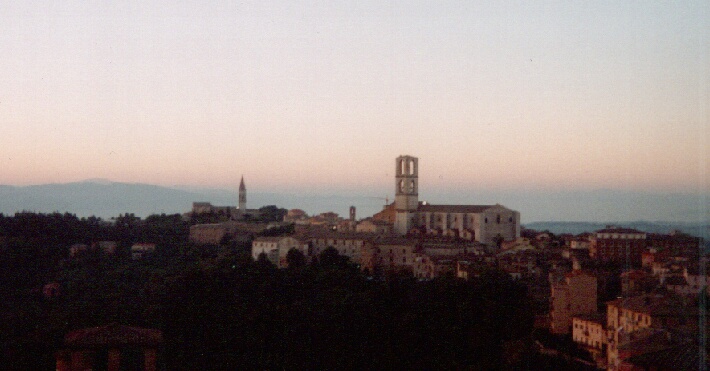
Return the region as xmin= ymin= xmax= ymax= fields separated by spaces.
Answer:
xmin=0 ymin=181 xmax=707 ymax=238
xmin=0 ymin=180 xmax=387 ymax=221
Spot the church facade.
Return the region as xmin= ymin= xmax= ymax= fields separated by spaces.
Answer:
xmin=190 ymin=176 xmax=258 ymax=220
xmin=393 ymin=155 xmax=520 ymax=246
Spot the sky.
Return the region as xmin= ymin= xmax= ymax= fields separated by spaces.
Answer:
xmin=1 ymin=2 xmax=708 ymax=205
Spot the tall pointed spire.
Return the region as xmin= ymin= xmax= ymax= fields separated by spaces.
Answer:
xmin=238 ymin=176 xmax=246 ymax=211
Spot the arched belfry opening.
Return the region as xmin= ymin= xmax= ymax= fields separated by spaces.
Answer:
xmin=397 ymin=157 xmax=418 ymax=177
xmin=394 ymin=155 xmax=419 ymax=235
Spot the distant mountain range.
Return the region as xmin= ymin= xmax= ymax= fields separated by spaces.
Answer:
xmin=0 ymin=180 xmax=387 ymax=220
xmin=0 ymin=181 xmax=707 ymax=238
xmin=524 ymin=221 xmax=708 ymax=238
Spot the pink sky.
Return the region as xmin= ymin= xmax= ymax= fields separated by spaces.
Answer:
xmin=0 ymin=2 xmax=707 ymax=197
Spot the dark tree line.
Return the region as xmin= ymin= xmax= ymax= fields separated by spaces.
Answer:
xmin=190 ymin=205 xmax=288 ymax=225
xmin=0 ymin=212 xmax=556 ymax=370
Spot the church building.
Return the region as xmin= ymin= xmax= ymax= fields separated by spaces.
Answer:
xmin=190 ymin=175 xmax=258 ymax=220
xmin=393 ymin=155 xmax=520 ymax=246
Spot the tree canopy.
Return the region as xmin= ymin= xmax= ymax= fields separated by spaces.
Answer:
xmin=0 ymin=212 xmax=545 ymax=370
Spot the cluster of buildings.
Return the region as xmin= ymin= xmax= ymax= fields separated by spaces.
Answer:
xmin=67 ymin=241 xmax=156 ymax=260
xmin=189 ymin=177 xmax=258 ymax=220
xmin=244 ymin=155 xmax=522 ymax=277
xmin=251 ymin=230 xmax=495 ymax=279
xmin=187 ymin=154 xmax=708 ymax=370
xmin=544 ymin=227 xmax=707 ymax=370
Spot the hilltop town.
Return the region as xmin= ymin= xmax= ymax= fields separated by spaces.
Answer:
xmin=0 ymin=156 xmax=707 ymax=370
xmin=188 ymin=155 xmax=709 ymax=370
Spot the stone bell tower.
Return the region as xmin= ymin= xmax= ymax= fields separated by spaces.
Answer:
xmin=238 ymin=176 xmax=246 ymax=212
xmin=394 ymin=155 xmax=419 ymax=235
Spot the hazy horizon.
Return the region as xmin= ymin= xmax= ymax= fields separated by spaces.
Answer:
xmin=1 ymin=179 xmax=707 ymax=226
xmin=1 ymin=2 xmax=708 ymax=207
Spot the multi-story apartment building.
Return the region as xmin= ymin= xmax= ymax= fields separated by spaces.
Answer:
xmin=572 ymin=313 xmax=606 ymax=363
xmin=605 ymin=293 xmax=692 ymax=370
xmin=589 ymin=227 xmax=647 ymax=266
xmin=362 ymin=237 xmax=418 ymax=274
xmin=647 ymin=231 xmax=702 ymax=259
xmin=550 ymin=269 xmax=597 ymax=334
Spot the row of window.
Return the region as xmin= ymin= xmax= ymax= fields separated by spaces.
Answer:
xmin=419 ymin=214 xmax=514 ymax=227
xmin=596 ymin=233 xmax=645 ymax=239
xmin=572 ymin=335 xmax=602 ymax=349
xmin=573 ymin=322 xmax=602 ymax=332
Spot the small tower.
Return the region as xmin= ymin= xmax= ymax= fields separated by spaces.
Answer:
xmin=238 ymin=176 xmax=246 ymax=212
xmin=394 ymin=155 xmax=419 ymax=235
xmin=349 ymin=206 xmax=356 ymax=222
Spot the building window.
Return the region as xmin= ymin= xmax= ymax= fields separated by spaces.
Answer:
xmin=496 ymin=215 xmax=501 ymax=224
xmin=484 ymin=218 xmax=488 ymax=223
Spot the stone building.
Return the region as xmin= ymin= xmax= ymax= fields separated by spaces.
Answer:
xmin=549 ymin=268 xmax=597 ymax=334
xmin=189 ymin=223 xmax=234 ymax=245
xmin=361 ymin=236 xmax=418 ymax=274
xmin=355 ymin=219 xmax=393 ymax=234
xmin=372 ymin=202 xmax=396 ymax=224
xmin=647 ymin=230 xmax=703 ymax=259
xmin=191 ymin=176 xmax=260 ymax=220
xmin=605 ymin=293 xmax=694 ymax=369
xmin=251 ymin=236 xmax=308 ymax=268
xmin=589 ymin=227 xmax=647 ymax=266
xmin=283 ymin=209 xmax=309 ymax=224
xmin=392 ymin=155 xmax=520 ymax=246
xmin=306 ymin=232 xmax=374 ymax=266
xmin=572 ymin=313 xmax=606 ymax=363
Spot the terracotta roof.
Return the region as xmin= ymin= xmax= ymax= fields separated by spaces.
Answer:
xmin=64 ymin=324 xmax=163 ymax=348
xmin=417 ymin=204 xmax=495 ymax=213
xmin=647 ymin=233 xmax=700 ymax=242
xmin=564 ymin=269 xmax=595 ymax=278
xmin=617 ymin=329 xmax=677 ymax=353
xmin=300 ymin=230 xmax=379 ymax=242
xmin=620 ymin=269 xmax=648 ymax=280
xmin=573 ymin=313 xmax=605 ymax=325
xmin=625 ymin=341 xmax=707 ymax=371
xmin=253 ymin=236 xmax=297 ymax=243
xmin=375 ymin=236 xmax=418 ymax=246
xmin=607 ymin=294 xmax=690 ymax=317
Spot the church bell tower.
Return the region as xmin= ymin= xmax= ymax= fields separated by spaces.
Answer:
xmin=394 ymin=155 xmax=418 ymax=235
xmin=238 ymin=176 xmax=246 ymax=212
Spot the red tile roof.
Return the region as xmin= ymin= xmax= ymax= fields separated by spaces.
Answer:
xmin=418 ymin=204 xmax=495 ymax=213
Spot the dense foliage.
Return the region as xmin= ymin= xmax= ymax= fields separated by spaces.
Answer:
xmin=0 ymin=212 xmax=556 ymax=370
